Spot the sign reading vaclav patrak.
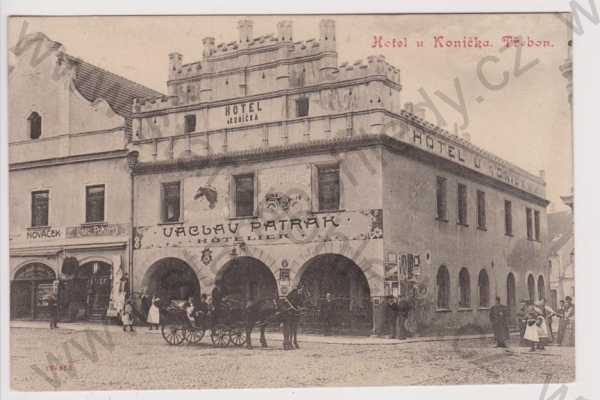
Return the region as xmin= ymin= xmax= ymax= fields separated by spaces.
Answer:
xmin=133 ymin=209 xmax=383 ymax=250
xmin=225 ymin=101 xmax=263 ymax=126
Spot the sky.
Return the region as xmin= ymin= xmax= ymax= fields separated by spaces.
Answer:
xmin=7 ymin=14 xmax=573 ymax=211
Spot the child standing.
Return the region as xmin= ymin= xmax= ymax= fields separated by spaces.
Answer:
xmin=147 ymin=295 xmax=160 ymax=330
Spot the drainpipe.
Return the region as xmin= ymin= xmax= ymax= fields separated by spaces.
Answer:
xmin=127 ymin=151 xmax=139 ymax=299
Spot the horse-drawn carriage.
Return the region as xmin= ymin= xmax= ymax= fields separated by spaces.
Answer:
xmin=160 ymin=298 xmax=248 ymax=347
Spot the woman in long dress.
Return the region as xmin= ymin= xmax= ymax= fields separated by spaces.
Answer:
xmin=560 ymin=296 xmax=575 ymax=346
xmin=534 ymin=301 xmax=550 ymax=349
xmin=147 ymin=296 xmax=161 ymax=330
xmin=121 ymin=300 xmax=135 ymax=332
xmin=523 ymin=303 xmax=540 ymax=351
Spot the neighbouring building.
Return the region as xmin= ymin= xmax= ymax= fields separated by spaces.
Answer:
xmin=547 ymin=193 xmax=574 ymax=310
xmin=8 ymin=33 xmax=161 ymax=321
xmin=127 ymin=19 xmax=550 ymax=335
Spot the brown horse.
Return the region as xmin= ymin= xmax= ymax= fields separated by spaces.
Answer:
xmin=231 ymin=285 xmax=310 ymax=350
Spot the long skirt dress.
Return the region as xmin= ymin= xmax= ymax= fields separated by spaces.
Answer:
xmin=523 ymin=320 xmax=539 ymax=343
xmin=147 ymin=304 xmax=160 ymax=325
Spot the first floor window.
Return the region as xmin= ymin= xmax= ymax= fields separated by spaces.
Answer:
xmin=318 ymin=165 xmax=340 ymax=211
xmin=534 ymin=210 xmax=541 ymax=241
xmin=85 ymin=185 xmax=105 ymax=223
xmin=296 ymin=97 xmax=309 ymax=117
xmin=457 ymin=183 xmax=468 ymax=225
xmin=184 ymin=114 xmax=196 ymax=133
xmin=476 ymin=190 xmax=486 ymax=229
xmin=436 ymin=176 xmax=447 ymax=220
xmin=436 ymin=265 xmax=450 ymax=309
xmin=526 ymin=207 xmax=534 ymax=240
xmin=31 ymin=190 xmax=49 ymax=227
xmin=458 ymin=268 xmax=471 ymax=307
xmin=504 ymin=200 xmax=513 ymax=236
xmin=162 ymin=181 xmax=181 ymax=222
xmin=234 ymin=174 xmax=255 ymax=217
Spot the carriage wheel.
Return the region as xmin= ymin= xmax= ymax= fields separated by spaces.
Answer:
xmin=186 ymin=328 xmax=206 ymax=345
xmin=161 ymin=323 xmax=187 ymax=345
xmin=210 ymin=326 xmax=229 ymax=347
xmin=228 ymin=328 xmax=246 ymax=347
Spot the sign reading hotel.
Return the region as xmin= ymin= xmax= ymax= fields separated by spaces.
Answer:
xmin=394 ymin=119 xmax=545 ymax=197
xmin=225 ymin=101 xmax=263 ymax=126
xmin=133 ymin=209 xmax=383 ymax=250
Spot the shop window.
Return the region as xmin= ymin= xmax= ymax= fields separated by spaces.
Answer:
xmin=161 ymin=181 xmax=181 ymax=222
xmin=478 ymin=269 xmax=490 ymax=307
xmin=436 ymin=265 xmax=450 ymax=309
xmin=296 ymin=97 xmax=309 ymax=117
xmin=504 ymin=200 xmax=513 ymax=236
xmin=526 ymin=207 xmax=534 ymax=240
xmin=184 ymin=114 xmax=196 ymax=133
xmin=476 ymin=190 xmax=486 ymax=229
xmin=233 ymin=174 xmax=255 ymax=217
xmin=458 ymin=268 xmax=471 ymax=308
xmin=317 ymin=165 xmax=340 ymax=211
xmin=28 ymin=112 xmax=42 ymax=139
xmin=31 ymin=190 xmax=49 ymax=227
xmin=534 ymin=210 xmax=541 ymax=241
xmin=85 ymin=185 xmax=105 ymax=223
xmin=436 ymin=176 xmax=447 ymax=221
xmin=457 ymin=183 xmax=468 ymax=225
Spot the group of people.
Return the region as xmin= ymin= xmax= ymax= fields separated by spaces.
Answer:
xmin=517 ymin=296 xmax=575 ymax=350
xmin=488 ymin=295 xmax=576 ymax=350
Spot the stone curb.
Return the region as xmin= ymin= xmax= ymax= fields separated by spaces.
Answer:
xmin=10 ymin=321 xmax=515 ymax=345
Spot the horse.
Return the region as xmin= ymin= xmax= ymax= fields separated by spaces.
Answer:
xmin=228 ymin=285 xmax=310 ymax=350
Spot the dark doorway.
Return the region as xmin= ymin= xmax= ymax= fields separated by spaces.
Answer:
xmin=143 ymin=258 xmax=201 ymax=303
xmin=65 ymin=261 xmax=112 ymax=321
xmin=218 ymin=257 xmax=277 ymax=303
xmin=10 ymin=263 xmax=56 ymax=320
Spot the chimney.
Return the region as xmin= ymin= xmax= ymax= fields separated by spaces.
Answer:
xmin=237 ymin=19 xmax=254 ymax=44
xmin=202 ymin=37 xmax=215 ymax=59
xmin=168 ymin=52 xmax=183 ymax=79
xmin=277 ymin=20 xmax=293 ymax=42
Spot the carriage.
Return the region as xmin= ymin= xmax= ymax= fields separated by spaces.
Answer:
xmin=159 ymin=298 xmax=249 ymax=347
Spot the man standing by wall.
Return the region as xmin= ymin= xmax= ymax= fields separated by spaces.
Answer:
xmin=490 ymin=297 xmax=510 ymax=348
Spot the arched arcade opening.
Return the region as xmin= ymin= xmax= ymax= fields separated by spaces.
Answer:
xmin=142 ymin=258 xmax=201 ymax=303
xmin=10 ymin=263 xmax=56 ymax=320
xmin=217 ymin=256 xmax=278 ymax=303
xmin=297 ymin=254 xmax=372 ymax=333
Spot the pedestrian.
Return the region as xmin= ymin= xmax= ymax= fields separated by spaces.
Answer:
xmin=559 ymin=296 xmax=575 ymax=346
xmin=211 ymin=280 xmax=224 ymax=324
xmin=534 ymin=301 xmax=550 ymax=349
xmin=385 ymin=295 xmax=398 ymax=339
xmin=516 ymin=300 xmax=529 ymax=346
xmin=147 ymin=295 xmax=160 ymax=330
xmin=141 ymin=290 xmax=152 ymax=323
xmin=489 ymin=297 xmax=510 ymax=348
xmin=320 ymin=292 xmax=335 ymax=336
xmin=121 ymin=300 xmax=135 ymax=332
xmin=396 ymin=295 xmax=412 ymax=340
xmin=556 ymin=299 xmax=566 ymax=344
xmin=523 ymin=302 xmax=540 ymax=351
xmin=537 ymin=299 xmax=556 ymax=343
xmin=47 ymin=293 xmax=59 ymax=329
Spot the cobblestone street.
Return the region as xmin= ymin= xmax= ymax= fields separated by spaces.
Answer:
xmin=10 ymin=325 xmax=575 ymax=391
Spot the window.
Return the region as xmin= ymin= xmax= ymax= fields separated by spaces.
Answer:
xmin=234 ymin=174 xmax=255 ymax=217
xmin=436 ymin=176 xmax=447 ymax=220
xmin=318 ymin=166 xmax=340 ymax=211
xmin=458 ymin=268 xmax=471 ymax=307
xmin=184 ymin=114 xmax=196 ymax=133
xmin=457 ymin=183 xmax=468 ymax=225
xmin=526 ymin=207 xmax=534 ymax=240
xmin=534 ymin=210 xmax=540 ymax=241
xmin=161 ymin=182 xmax=181 ymax=222
xmin=527 ymin=274 xmax=535 ymax=302
xmin=504 ymin=200 xmax=513 ymax=236
xmin=478 ymin=269 xmax=490 ymax=307
xmin=436 ymin=266 xmax=450 ymax=309
xmin=31 ymin=191 xmax=49 ymax=227
xmin=28 ymin=112 xmax=42 ymax=139
xmin=537 ymin=275 xmax=546 ymax=301
xmin=85 ymin=185 xmax=105 ymax=223
xmin=296 ymin=97 xmax=309 ymax=117
xmin=476 ymin=190 xmax=486 ymax=229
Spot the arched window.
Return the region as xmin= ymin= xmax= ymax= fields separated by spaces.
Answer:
xmin=527 ymin=274 xmax=536 ymax=302
xmin=478 ymin=269 xmax=490 ymax=307
xmin=506 ymin=273 xmax=516 ymax=311
xmin=537 ymin=275 xmax=546 ymax=301
xmin=28 ymin=112 xmax=42 ymax=139
xmin=436 ymin=265 xmax=450 ymax=309
xmin=458 ymin=268 xmax=471 ymax=307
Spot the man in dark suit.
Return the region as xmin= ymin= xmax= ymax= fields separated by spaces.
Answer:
xmin=490 ymin=296 xmax=510 ymax=348
xmin=320 ymin=292 xmax=335 ymax=336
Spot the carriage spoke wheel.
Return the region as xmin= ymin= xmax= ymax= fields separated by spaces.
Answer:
xmin=228 ymin=328 xmax=246 ymax=347
xmin=161 ymin=323 xmax=187 ymax=345
xmin=186 ymin=328 xmax=206 ymax=345
xmin=210 ymin=326 xmax=230 ymax=347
